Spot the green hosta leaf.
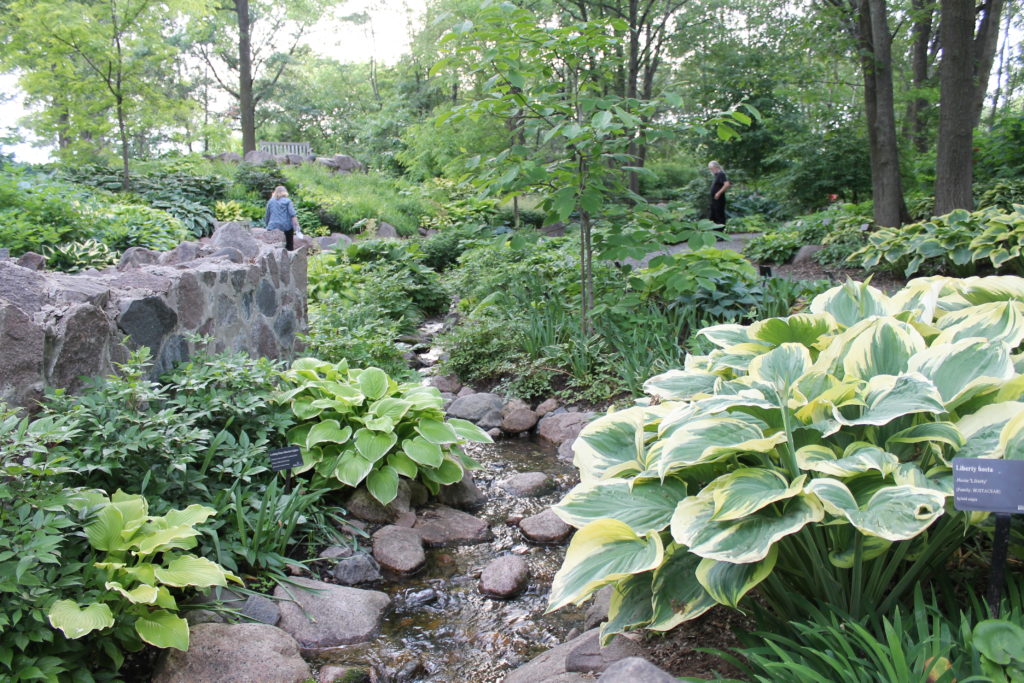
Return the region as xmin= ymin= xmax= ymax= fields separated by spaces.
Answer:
xmin=600 ymin=573 xmax=655 ymax=643
xmin=48 ymin=600 xmax=114 ymax=639
xmin=828 ymin=530 xmax=891 ymax=568
xmin=956 ymin=402 xmax=1024 ymax=458
xmin=708 ymin=469 xmax=806 ymax=521
xmin=796 ymin=443 xmax=900 ymax=477
xmin=972 ymin=619 xmax=1024 ymax=666
xmin=416 ymin=418 xmax=459 ymax=444
xmin=841 ymin=318 xmax=927 ymax=380
xmin=958 ymin=276 xmax=1024 ymax=305
xmin=134 ymin=609 xmax=189 ymax=650
xmin=354 ymin=428 xmax=397 ymax=462
xmin=573 ymin=406 xmax=647 ymax=482
xmin=749 ymin=314 xmax=835 ymax=348
xmin=134 ymin=526 xmax=202 ymax=556
xmin=291 ymin=397 xmax=323 ymax=420
xmin=656 ymin=417 xmax=786 ymax=478
xmin=649 ymin=545 xmax=716 ymax=631
xmin=834 ymin=374 xmax=945 ymax=427
xmin=367 ymin=466 xmax=400 ymax=505
xmin=548 ymin=519 xmax=664 ymax=612
xmin=643 ymin=370 xmax=718 ymax=401
xmin=696 ymin=546 xmax=777 ymax=609
xmin=387 ymin=451 xmax=419 ymax=479
xmin=809 ymin=280 xmax=892 ymax=327
xmin=447 ymin=417 xmax=493 ymax=443
xmin=154 ymin=555 xmax=234 ymax=588
xmin=999 ymin=411 xmax=1024 ymax=460
xmin=336 ymin=453 xmax=374 ymax=487
xmin=402 ymin=437 xmax=444 ymax=468
xmin=362 ymin=415 xmax=396 ymax=432
xmin=699 ymin=323 xmax=754 ymax=348
xmin=746 ymin=343 xmax=812 ymax=399
xmin=403 ymin=387 xmax=444 ymax=411
xmin=805 ymin=479 xmax=947 ymax=541
xmin=554 ymin=478 xmax=687 ymax=533
xmin=105 ymin=581 xmax=159 ymax=605
xmin=420 ymin=457 xmax=464 ymax=485
xmin=671 ymin=494 xmax=824 ymax=563
xmin=934 ymin=301 xmax=1024 ymax=348
xmin=908 ymin=337 xmax=1014 ymax=408
xmin=371 ymin=398 xmax=412 ymax=421
xmin=885 ymin=422 xmax=964 ymax=451
xmin=306 ymin=420 xmax=353 ymax=448
xmin=357 ymin=367 xmax=390 ymax=400
xmin=163 ymin=504 xmax=217 ymax=530
xmin=85 ymin=505 xmax=126 ymax=552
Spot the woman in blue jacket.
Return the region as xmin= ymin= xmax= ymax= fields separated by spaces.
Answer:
xmin=265 ymin=185 xmax=299 ymax=250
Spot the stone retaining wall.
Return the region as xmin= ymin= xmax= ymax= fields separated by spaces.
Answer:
xmin=0 ymin=223 xmax=306 ymax=411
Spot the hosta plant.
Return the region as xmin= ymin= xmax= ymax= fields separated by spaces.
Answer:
xmin=41 ymin=239 xmax=118 ymax=273
xmin=548 ymin=275 xmax=1024 ymax=642
xmin=280 ymin=358 xmax=492 ymax=504
xmin=48 ymin=491 xmax=239 ymax=655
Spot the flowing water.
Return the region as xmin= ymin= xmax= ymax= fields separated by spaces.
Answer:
xmin=310 ymin=438 xmax=587 ymax=682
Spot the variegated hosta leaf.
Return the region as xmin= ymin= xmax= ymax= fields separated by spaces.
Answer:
xmin=547 ymin=519 xmax=664 ymax=612
xmin=746 ymin=343 xmax=813 ymax=400
xmin=572 ymin=406 xmax=648 ymax=483
xmin=707 ymin=468 xmax=806 ymax=521
xmin=749 ymin=314 xmax=836 ymax=350
xmin=643 ymin=370 xmax=718 ymax=401
xmin=134 ymin=609 xmax=189 ymax=651
xmin=648 ymin=545 xmax=716 ymax=631
xmin=805 ymin=479 xmax=947 ymax=541
xmin=890 ymin=276 xmax=957 ymax=324
xmin=840 ymin=318 xmax=927 ymax=380
xmin=655 ymin=417 xmax=786 ymax=478
xmin=154 ymin=555 xmax=236 ymax=587
xmin=999 ymin=411 xmax=1024 ymax=460
xmin=933 ymin=301 xmax=1024 ymax=348
xmin=885 ymin=422 xmax=964 ymax=453
xmin=554 ymin=478 xmax=687 ymax=534
xmin=828 ymin=530 xmax=892 ymax=568
xmin=955 ymin=401 xmax=1024 ymax=459
xmin=705 ymin=343 xmax=768 ymax=375
xmin=694 ymin=389 xmax=775 ymax=415
xmin=699 ymin=323 xmax=755 ymax=349
xmin=796 ymin=443 xmax=900 ymax=477
xmin=833 ymin=374 xmax=945 ymax=427
xmin=671 ymin=493 xmax=824 ymax=563
xmin=696 ymin=546 xmax=778 ymax=608
xmin=809 ymin=280 xmax=893 ymax=328
xmin=956 ymin=275 xmax=1024 ymax=306
xmin=908 ymin=337 xmax=1014 ymax=409
xmin=892 ymin=463 xmax=953 ymax=495
xmin=600 ymin=573 xmax=655 ymax=644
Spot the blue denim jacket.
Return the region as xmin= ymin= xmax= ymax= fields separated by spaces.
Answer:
xmin=265 ymin=197 xmax=296 ymax=231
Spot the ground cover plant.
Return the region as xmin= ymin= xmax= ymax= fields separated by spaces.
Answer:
xmin=547 ymin=275 xmax=1024 ymax=649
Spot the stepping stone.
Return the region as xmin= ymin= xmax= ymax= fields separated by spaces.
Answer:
xmin=479 ymin=555 xmax=530 ymax=599
xmin=273 ymin=577 xmax=390 ymax=648
xmin=520 ymin=508 xmax=572 ymax=544
xmin=332 ymin=552 xmax=382 ymax=585
xmin=499 ymin=472 xmax=554 ymax=497
xmin=414 ymin=504 xmax=492 ymax=546
xmin=372 ymin=525 xmax=426 ymax=575
xmin=436 ymin=471 xmax=486 ymax=510
xmin=152 ymin=623 xmax=311 ymax=683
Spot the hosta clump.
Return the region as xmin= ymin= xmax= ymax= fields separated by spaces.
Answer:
xmin=548 ymin=275 xmax=1024 ymax=641
xmin=280 ymin=358 xmax=492 ymax=503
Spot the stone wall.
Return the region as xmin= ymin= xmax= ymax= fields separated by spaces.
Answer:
xmin=0 ymin=223 xmax=306 ymax=411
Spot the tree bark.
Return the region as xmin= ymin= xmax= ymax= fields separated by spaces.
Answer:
xmin=971 ymin=0 xmax=1005 ymax=128
xmin=236 ymin=0 xmax=256 ymax=154
xmin=934 ymin=0 xmax=975 ymax=213
xmin=904 ymin=0 xmax=934 ymax=153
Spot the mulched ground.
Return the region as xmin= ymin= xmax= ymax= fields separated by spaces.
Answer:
xmin=636 ymin=606 xmax=756 ymax=680
xmin=767 ymin=261 xmax=907 ymax=292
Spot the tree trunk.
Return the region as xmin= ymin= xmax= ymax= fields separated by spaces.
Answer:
xmin=971 ymin=0 xmax=1005 ymax=128
xmin=934 ymin=0 xmax=975 ymax=213
xmin=904 ymin=0 xmax=933 ymax=153
xmin=236 ymin=0 xmax=256 ymax=154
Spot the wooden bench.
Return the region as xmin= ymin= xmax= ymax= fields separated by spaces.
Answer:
xmin=257 ymin=141 xmax=312 ymax=156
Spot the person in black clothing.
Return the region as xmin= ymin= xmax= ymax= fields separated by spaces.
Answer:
xmin=708 ymin=161 xmax=731 ymax=225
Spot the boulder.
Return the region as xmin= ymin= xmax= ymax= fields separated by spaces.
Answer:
xmin=537 ymin=411 xmax=595 ymax=445
xmin=479 ymin=555 xmax=529 ymax=599
xmin=504 ymin=629 xmax=640 ymax=683
xmin=332 ymin=154 xmax=365 ymax=173
xmin=565 ymin=630 xmax=645 ymax=673
xmin=243 ymin=150 xmax=275 ymax=164
xmin=117 ymin=246 xmax=161 ymax=271
xmin=414 ymin=504 xmax=492 ymax=546
xmin=316 ymin=234 xmax=352 ymax=251
xmin=210 ymin=247 xmax=245 ymax=263
xmin=502 ymin=408 xmax=540 ymax=434
xmin=210 ymin=222 xmax=260 ymax=260
xmin=315 ymin=156 xmax=339 ymax=170
xmin=436 ymin=471 xmax=487 ymax=510
xmin=520 ymin=508 xmax=572 ymax=544
xmin=585 ymin=586 xmax=614 ymax=629
xmin=273 ymin=577 xmax=390 ymax=648
xmin=598 ymin=657 xmax=677 ymax=682
xmin=284 ymin=153 xmax=305 ymax=165
xmin=535 ymin=398 xmax=559 ymax=416
xmin=152 ymin=622 xmax=311 ymax=683
xmin=427 ymin=374 xmax=462 ymax=394
xmin=447 ymin=392 xmax=505 ymax=422
xmin=195 ymin=587 xmax=280 ymax=626
xmin=332 ymin=552 xmax=382 ymax=585
xmin=218 ymin=152 xmax=243 ymax=163
xmin=477 ymin=408 xmax=504 ymax=430
xmin=346 ymin=481 xmax=412 ymax=523
xmin=558 ymin=439 xmax=576 ymax=461
xmin=457 ymin=386 xmax=475 ymax=398
xmin=499 ymin=472 xmax=554 ymax=497
xmin=376 ymin=222 xmax=400 ymax=239
xmin=16 ymin=252 xmax=46 ymax=271
xmin=160 ymin=241 xmax=204 ymax=266
xmin=372 ymin=525 xmax=426 ymax=575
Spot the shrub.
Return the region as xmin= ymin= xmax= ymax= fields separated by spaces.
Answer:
xmin=94 ymin=204 xmax=191 ymax=252
xmin=235 ymin=162 xmax=289 ymax=200
xmin=743 ymin=228 xmax=802 ymax=264
xmin=547 ymin=276 xmax=1024 ymax=643
xmin=634 ymin=248 xmax=763 ymax=320
xmin=977 ymin=179 xmax=1024 ymax=211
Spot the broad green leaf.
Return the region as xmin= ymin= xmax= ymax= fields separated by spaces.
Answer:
xmin=828 ymin=533 xmax=891 ymax=568
xmin=306 ymin=420 xmax=353 ymax=448
xmin=362 ymin=416 xmax=396 ymax=432
xmin=841 ymin=318 xmax=926 ymax=380
xmin=548 ymin=519 xmax=664 ymax=612
xmin=809 ymin=280 xmax=892 ymax=327
xmin=133 ymin=526 xmax=202 ymax=556
xmin=446 ymin=417 xmax=493 ymax=443
xmin=908 ymin=337 xmax=1014 ymax=407
xmin=643 ymin=370 xmax=718 ymax=401
xmin=699 ymin=323 xmax=754 ymax=348
xmin=648 ymin=545 xmax=716 ymax=630
xmin=336 ymin=453 xmax=374 ymax=487
xmin=163 ymin=504 xmax=217 ymax=530
xmin=834 ymin=374 xmax=945 ymax=427
xmin=671 ymin=494 xmax=824 ymax=563
xmin=708 ymin=469 xmax=805 ymax=521
xmin=154 ymin=555 xmax=233 ymax=588
xmin=402 ymin=437 xmax=444 ymax=468
xmin=354 ymin=428 xmax=397 ymax=462
xmin=805 ymin=479 xmax=947 ymax=541
xmin=600 ymin=573 xmax=654 ymax=644
xmin=747 ymin=343 xmax=812 ymax=397
xmin=972 ymin=619 xmax=1024 ymax=665
xmin=420 ymin=457 xmax=464 ymax=485
xmin=885 ymin=422 xmax=964 ymax=451
xmin=999 ymin=411 xmax=1024 ymax=460
xmin=696 ymin=546 xmax=777 ymax=608
xmin=403 ymin=387 xmax=445 ymax=411
xmin=656 ymin=417 xmax=786 ymax=478
xmin=371 ymin=398 xmax=412 ymax=421
xmin=85 ymin=505 xmax=126 ymax=552
xmin=958 ymin=276 xmax=1024 ymax=305
xmin=387 ymin=451 xmax=419 ymax=479
xmin=573 ymin=406 xmax=646 ymax=482
xmin=933 ymin=301 xmax=1024 ymax=348
xmin=291 ymin=397 xmax=323 ymax=420
xmin=749 ymin=314 xmax=835 ymax=349
xmin=416 ymin=418 xmax=459 ymax=444
xmin=554 ymin=478 xmax=687 ymax=533
xmin=134 ymin=610 xmax=189 ymax=650
xmin=956 ymin=401 xmax=1024 ymax=459
xmin=357 ymin=367 xmax=390 ymax=400
xmin=48 ymin=600 xmax=114 ymax=639
xmin=105 ymin=581 xmax=159 ymax=605
xmin=796 ymin=443 xmax=899 ymax=477
xmin=367 ymin=466 xmax=400 ymax=505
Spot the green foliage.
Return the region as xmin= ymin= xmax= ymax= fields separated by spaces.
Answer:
xmin=770 ymin=124 xmax=873 ymax=210
xmin=419 ymin=221 xmax=490 ymax=271
xmin=235 ymin=162 xmax=289 ymax=200
xmin=61 ymin=162 xmax=230 ymax=205
xmin=978 ymin=180 xmax=1024 ymax=212
xmin=548 ymin=276 xmax=1024 ymax=641
xmin=974 ymin=114 xmax=1024 ymax=183
xmin=214 ymin=199 xmax=250 ymax=221
xmin=280 ymin=358 xmax=492 ymax=502
xmin=303 ymin=296 xmax=410 ymax=376
xmin=634 ymin=248 xmax=763 ymax=320
xmin=41 ymin=239 xmax=118 ymax=272
xmin=637 ymin=158 xmax=702 ymax=198
xmin=743 ymin=228 xmax=803 ymax=264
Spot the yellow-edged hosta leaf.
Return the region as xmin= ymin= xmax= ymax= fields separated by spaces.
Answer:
xmin=105 ymin=581 xmax=159 ymax=605
xmin=956 ymin=276 xmax=1024 ymax=305
xmin=573 ymin=406 xmax=647 ymax=483
xmin=133 ymin=526 xmax=202 ymax=556
xmin=797 ymin=443 xmax=899 ymax=477
xmin=370 ymin=397 xmax=412 ymax=421
xmin=643 ymin=370 xmax=718 ymax=401
xmin=48 ymin=600 xmax=114 ymax=639
xmin=446 ymin=417 xmax=493 ymax=443
xmin=599 ymin=573 xmax=655 ymax=644
xmin=955 ymin=402 xmax=1024 ymax=459
xmin=933 ymin=301 xmax=1024 ymax=348
xmin=749 ymin=314 xmax=835 ymax=349
xmin=354 ymin=428 xmax=397 ymax=462
xmin=335 ymin=452 xmax=374 ymax=487
xmin=805 ymin=479 xmax=947 ymax=541
xmin=154 ymin=555 xmax=233 ymax=588
xmin=402 ymin=436 xmax=444 ymax=468
xmin=908 ymin=337 xmax=1014 ymax=408
xmin=402 ymin=386 xmax=444 ymax=411
xmin=809 ymin=280 xmax=892 ymax=328
xmin=649 ymin=545 xmax=716 ymax=631
xmin=699 ymin=323 xmax=755 ymax=348
xmin=696 ymin=546 xmax=777 ymax=608
xmin=890 ymin=276 xmax=956 ymax=324
xmin=387 ymin=451 xmax=419 ymax=479
xmin=419 ymin=456 xmax=464 ymax=485
xmin=547 ymin=519 xmax=664 ymax=612
xmin=833 ymin=374 xmax=945 ymax=427
xmin=554 ymin=477 xmax=687 ymax=533
xmin=841 ymin=318 xmax=927 ymax=380
xmin=747 ymin=343 xmax=812 ymax=395
xmin=828 ymin=533 xmax=892 ymax=568
xmin=695 ymin=388 xmax=774 ymax=415
xmin=999 ymin=411 xmax=1024 ymax=460
xmin=134 ymin=609 xmax=189 ymax=650
xmin=893 ymin=463 xmax=953 ymax=494
xmin=885 ymin=422 xmax=964 ymax=451
xmin=671 ymin=494 xmax=824 ymax=563
xmin=655 ymin=417 xmax=785 ymax=478
xmin=306 ymin=419 xmax=353 ymax=448
xmin=708 ymin=469 xmax=805 ymax=521
xmin=366 ymin=466 xmax=400 ymax=505
xmin=705 ymin=343 xmax=767 ymax=374
xmin=357 ymin=367 xmax=390 ymax=400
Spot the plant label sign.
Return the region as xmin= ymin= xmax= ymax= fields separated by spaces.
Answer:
xmin=268 ymin=446 xmax=304 ymax=472
xmin=952 ymin=458 xmax=1024 ymax=514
